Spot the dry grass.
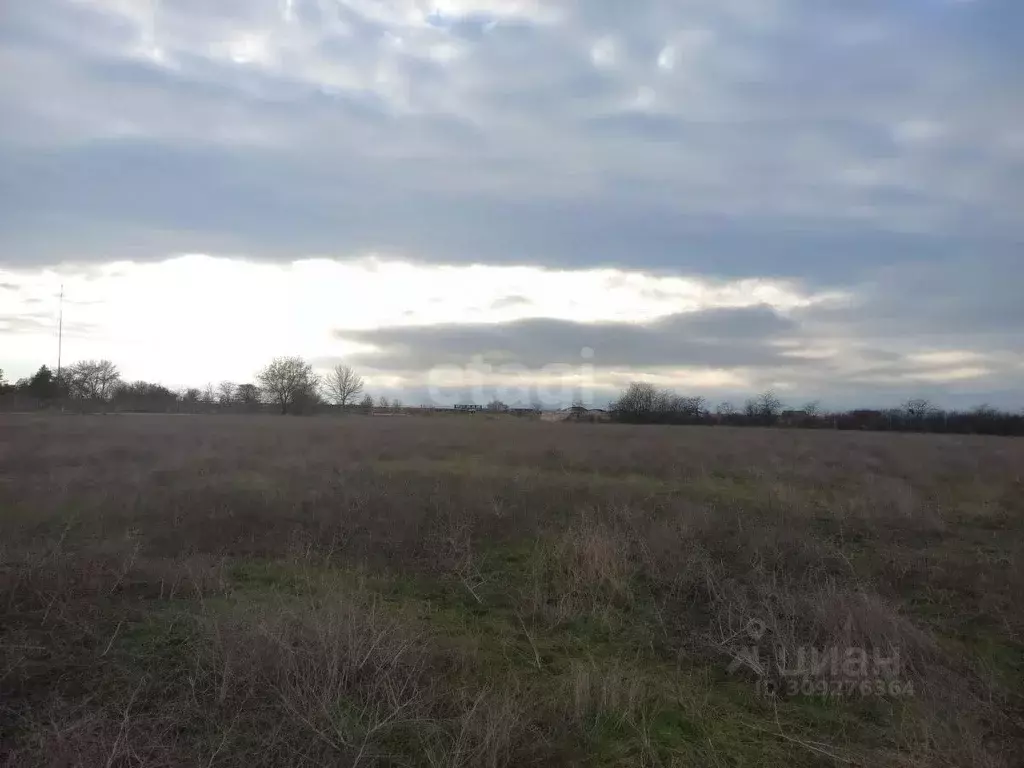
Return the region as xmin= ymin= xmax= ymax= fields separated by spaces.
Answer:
xmin=1 ymin=413 xmax=1023 ymax=766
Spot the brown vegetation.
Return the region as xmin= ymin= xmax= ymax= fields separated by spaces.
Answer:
xmin=1 ymin=414 xmax=1022 ymax=766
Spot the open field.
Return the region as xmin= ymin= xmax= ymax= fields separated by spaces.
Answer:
xmin=1 ymin=414 xmax=1022 ymax=767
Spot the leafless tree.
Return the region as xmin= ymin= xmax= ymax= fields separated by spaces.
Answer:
xmin=111 ymin=380 xmax=177 ymax=410
xmin=66 ymin=359 xmax=121 ymax=400
xmin=180 ymin=387 xmax=202 ymax=405
xmin=488 ymin=399 xmax=509 ymax=412
xmin=903 ymin=398 xmax=935 ymax=420
xmin=324 ymin=364 xmax=365 ymax=407
xmin=611 ymin=382 xmax=659 ymax=417
xmin=716 ymin=401 xmax=736 ymax=417
xmin=201 ymin=383 xmax=216 ymax=405
xmin=758 ymin=390 xmax=783 ymax=417
xmin=359 ymin=394 xmax=374 ymax=413
xmin=802 ymin=400 xmax=822 ymax=418
xmin=378 ymin=395 xmax=390 ymax=410
xmin=217 ymin=381 xmax=237 ymax=405
xmin=746 ymin=390 xmax=783 ymax=424
xmin=256 ymin=357 xmax=320 ymax=415
xmin=236 ymin=384 xmax=261 ymax=404
xmin=743 ymin=398 xmax=758 ymax=419
xmin=678 ymin=395 xmax=707 ymax=419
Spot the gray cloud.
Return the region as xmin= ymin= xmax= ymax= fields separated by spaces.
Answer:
xmin=490 ymin=295 xmax=531 ymax=310
xmin=0 ymin=314 xmax=93 ymax=336
xmin=329 ymin=273 xmax=1024 ymax=410
xmin=1 ymin=0 xmax=1021 ymax=283
xmin=797 ymin=254 xmax=1024 ymax=344
xmin=337 ymin=305 xmax=800 ymax=370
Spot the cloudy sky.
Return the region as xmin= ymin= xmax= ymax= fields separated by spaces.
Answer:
xmin=1 ymin=0 xmax=1021 ymax=408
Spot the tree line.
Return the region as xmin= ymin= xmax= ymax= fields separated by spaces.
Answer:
xmin=608 ymin=382 xmax=1024 ymax=436
xmin=2 ymin=362 xmax=1021 ymax=435
xmin=0 ymin=358 xmax=388 ymax=415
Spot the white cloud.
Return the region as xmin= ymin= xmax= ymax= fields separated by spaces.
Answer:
xmin=0 ymin=255 xmax=836 ymax=386
xmin=2 ymin=0 xmax=1020 ymax=238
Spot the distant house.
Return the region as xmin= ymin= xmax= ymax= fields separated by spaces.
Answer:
xmin=566 ymin=408 xmax=611 ymax=422
xmin=453 ymin=404 xmax=484 ymax=413
xmin=509 ymin=407 xmax=540 ymax=416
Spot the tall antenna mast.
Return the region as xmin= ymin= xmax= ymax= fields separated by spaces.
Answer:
xmin=57 ymin=284 xmax=64 ymax=381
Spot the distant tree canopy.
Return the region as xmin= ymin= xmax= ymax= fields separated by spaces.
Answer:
xmin=324 ymin=364 xmax=365 ymax=407
xmin=236 ymin=383 xmax=261 ymax=405
xmin=111 ymin=380 xmax=178 ymax=410
xmin=610 ymin=382 xmax=710 ymax=424
xmin=217 ymin=381 xmax=236 ymax=405
xmin=604 ymin=381 xmax=1024 ymax=436
xmin=19 ymin=365 xmax=60 ymax=400
xmin=256 ymin=357 xmax=321 ymax=415
xmin=743 ymin=391 xmax=783 ymax=426
xmin=65 ymin=360 xmax=120 ymax=400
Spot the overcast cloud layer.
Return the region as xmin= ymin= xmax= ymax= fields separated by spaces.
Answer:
xmin=1 ymin=0 xmax=1021 ymax=407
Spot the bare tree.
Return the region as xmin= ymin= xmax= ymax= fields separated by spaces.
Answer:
xmin=716 ymin=401 xmax=736 ymax=417
xmin=324 ymin=364 xmax=365 ymax=407
xmin=678 ymin=395 xmax=707 ymax=419
xmin=758 ymin=390 xmax=782 ymax=416
xmin=611 ymin=382 xmax=687 ymax=422
xmin=902 ymin=398 xmax=935 ymax=421
xmin=111 ymin=380 xmax=177 ymax=411
xmin=359 ymin=393 xmax=374 ymax=413
xmin=802 ymin=400 xmax=822 ymax=418
xmin=611 ymin=382 xmax=659 ymax=418
xmin=180 ymin=387 xmax=202 ymax=405
xmin=256 ymin=357 xmax=320 ymax=415
xmin=750 ymin=390 xmax=783 ymax=424
xmin=217 ymin=381 xmax=237 ymax=405
xmin=378 ymin=395 xmax=390 ymax=410
xmin=201 ymin=383 xmax=216 ymax=405
xmin=94 ymin=360 xmax=120 ymax=400
xmin=488 ymin=399 xmax=509 ymax=413
xmin=66 ymin=360 xmax=120 ymax=400
xmin=236 ymin=383 xmax=261 ymax=405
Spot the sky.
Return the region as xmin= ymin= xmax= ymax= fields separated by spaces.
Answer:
xmin=1 ymin=0 xmax=1022 ymax=408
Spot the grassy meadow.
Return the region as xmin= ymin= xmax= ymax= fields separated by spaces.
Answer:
xmin=1 ymin=413 xmax=1022 ymax=766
